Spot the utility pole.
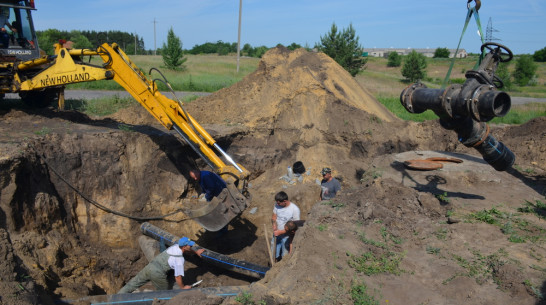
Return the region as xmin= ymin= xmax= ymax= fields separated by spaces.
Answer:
xmin=134 ymin=32 xmax=137 ymax=55
xmin=153 ymin=18 xmax=157 ymax=55
xmin=237 ymin=0 xmax=242 ymax=73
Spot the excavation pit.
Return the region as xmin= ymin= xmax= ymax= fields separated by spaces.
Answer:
xmin=1 ymin=47 xmax=545 ymax=305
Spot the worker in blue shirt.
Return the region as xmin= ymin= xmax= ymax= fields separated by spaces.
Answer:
xmin=189 ymin=169 xmax=227 ymax=201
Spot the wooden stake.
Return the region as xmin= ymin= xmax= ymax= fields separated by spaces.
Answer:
xmin=264 ymin=223 xmax=274 ymax=266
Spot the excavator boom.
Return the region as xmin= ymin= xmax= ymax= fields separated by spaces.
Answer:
xmin=94 ymin=43 xmax=251 ymax=230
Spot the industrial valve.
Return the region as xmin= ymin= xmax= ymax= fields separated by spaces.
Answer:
xmin=400 ymin=42 xmax=515 ymax=171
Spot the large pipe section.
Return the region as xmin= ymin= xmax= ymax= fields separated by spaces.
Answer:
xmin=400 ymin=42 xmax=515 ymax=171
xmin=59 ymin=286 xmax=247 ymax=305
xmin=140 ymin=222 xmax=269 ymax=279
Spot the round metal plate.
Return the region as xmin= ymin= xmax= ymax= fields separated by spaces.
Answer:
xmin=404 ymin=160 xmax=444 ymax=170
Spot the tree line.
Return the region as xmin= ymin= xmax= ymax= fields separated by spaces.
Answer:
xmin=36 ymin=29 xmax=295 ymax=58
xmin=37 ymin=27 xmax=544 ymax=86
xmin=36 ymin=29 xmax=146 ymax=55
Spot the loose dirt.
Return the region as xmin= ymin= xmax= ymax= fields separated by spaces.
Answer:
xmin=0 ymin=46 xmax=545 ymax=305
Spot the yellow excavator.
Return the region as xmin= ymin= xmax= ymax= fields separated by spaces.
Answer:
xmin=0 ymin=0 xmax=250 ymax=231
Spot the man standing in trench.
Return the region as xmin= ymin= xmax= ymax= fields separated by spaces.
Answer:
xmin=320 ymin=167 xmax=341 ymax=200
xmin=271 ymin=191 xmax=300 ymax=262
xmin=117 ymin=237 xmax=204 ymax=293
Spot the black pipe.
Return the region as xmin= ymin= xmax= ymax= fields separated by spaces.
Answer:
xmin=475 ymin=134 xmax=515 ymax=171
xmin=400 ymin=85 xmax=447 ymax=115
xmin=440 ymin=117 xmax=515 ymax=171
xmin=399 ymin=43 xmax=516 ymax=171
xmin=57 ymin=286 xmax=247 ymax=305
xmin=400 ymin=83 xmax=511 ymax=122
xmin=401 ymin=83 xmax=516 ymax=171
xmin=475 ymin=89 xmax=511 ymax=120
xmin=140 ymin=222 xmax=269 ymax=279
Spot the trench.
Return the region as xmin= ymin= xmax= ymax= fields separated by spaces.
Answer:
xmin=0 ymin=125 xmax=270 ymax=303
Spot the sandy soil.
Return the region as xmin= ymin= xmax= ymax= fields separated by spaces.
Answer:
xmin=0 ymin=46 xmax=545 ymax=305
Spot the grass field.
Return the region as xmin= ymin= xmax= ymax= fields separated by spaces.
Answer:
xmin=68 ymin=54 xmax=261 ymax=92
xmin=64 ymin=52 xmax=545 ymax=123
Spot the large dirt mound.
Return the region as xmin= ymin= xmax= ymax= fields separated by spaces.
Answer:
xmin=184 ymin=47 xmax=447 ymax=207
xmin=188 ymin=46 xmax=398 ymax=128
xmin=0 ymin=47 xmax=545 ymax=305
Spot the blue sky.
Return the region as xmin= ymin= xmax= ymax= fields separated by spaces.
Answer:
xmin=34 ymin=0 xmax=544 ymax=55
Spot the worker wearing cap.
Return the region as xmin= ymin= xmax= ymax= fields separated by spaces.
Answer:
xmin=320 ymin=167 xmax=341 ymax=200
xmin=117 ymin=237 xmax=204 ymax=294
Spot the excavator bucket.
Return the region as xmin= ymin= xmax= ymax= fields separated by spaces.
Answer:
xmin=183 ymin=183 xmax=249 ymax=231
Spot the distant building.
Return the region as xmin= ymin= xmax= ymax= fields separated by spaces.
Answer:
xmin=362 ymin=48 xmax=467 ymax=58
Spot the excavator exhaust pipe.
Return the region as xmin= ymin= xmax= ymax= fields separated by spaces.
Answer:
xmin=183 ymin=182 xmax=249 ymax=231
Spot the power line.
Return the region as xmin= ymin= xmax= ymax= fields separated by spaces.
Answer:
xmin=485 ymin=17 xmax=501 ymax=42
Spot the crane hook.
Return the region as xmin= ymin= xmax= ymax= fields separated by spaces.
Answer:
xmin=467 ymin=0 xmax=481 ymax=11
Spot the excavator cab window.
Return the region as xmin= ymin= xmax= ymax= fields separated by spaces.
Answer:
xmin=0 ymin=1 xmax=39 ymax=60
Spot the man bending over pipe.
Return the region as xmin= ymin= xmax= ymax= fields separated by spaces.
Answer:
xmin=118 ymin=237 xmax=204 ymax=293
xmin=189 ymin=169 xmax=227 ymax=202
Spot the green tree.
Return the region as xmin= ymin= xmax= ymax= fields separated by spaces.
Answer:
xmin=286 ymin=42 xmax=302 ymax=50
xmin=533 ymin=46 xmax=546 ymax=62
xmin=433 ymin=47 xmax=450 ymax=58
xmin=402 ymin=50 xmax=427 ymax=82
xmin=316 ymin=22 xmax=367 ymax=76
xmin=387 ymin=52 xmax=401 ymax=67
xmin=161 ymin=27 xmax=186 ymax=70
xmin=36 ymin=29 xmax=65 ymax=55
xmin=68 ymin=30 xmax=93 ymax=50
xmin=242 ymin=43 xmax=252 ymax=55
xmin=249 ymin=45 xmax=269 ymax=58
xmin=513 ymin=55 xmax=537 ymax=86
xmin=38 ymin=29 xmax=146 ymax=55
xmin=218 ymin=44 xmax=230 ymax=55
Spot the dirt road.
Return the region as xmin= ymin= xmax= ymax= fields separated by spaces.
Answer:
xmin=4 ymin=90 xmax=544 ymax=105
xmin=62 ymin=90 xmax=544 ymax=105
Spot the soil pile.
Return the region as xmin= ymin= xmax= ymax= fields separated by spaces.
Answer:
xmin=0 ymin=47 xmax=545 ymax=305
xmin=188 ymin=46 xmax=398 ymax=128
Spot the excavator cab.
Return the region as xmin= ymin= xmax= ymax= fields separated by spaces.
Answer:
xmin=0 ymin=1 xmax=39 ymax=61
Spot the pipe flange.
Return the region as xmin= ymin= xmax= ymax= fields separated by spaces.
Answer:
xmin=468 ymin=84 xmax=492 ymax=121
xmin=441 ymin=84 xmax=461 ymax=118
xmin=471 ymin=124 xmax=490 ymax=147
xmin=459 ymin=122 xmax=488 ymax=147
xmin=400 ymin=82 xmax=427 ymax=113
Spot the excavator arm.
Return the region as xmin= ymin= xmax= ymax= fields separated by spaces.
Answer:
xmin=97 ymin=43 xmax=247 ymax=176
xmin=13 ymin=43 xmax=250 ymax=231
